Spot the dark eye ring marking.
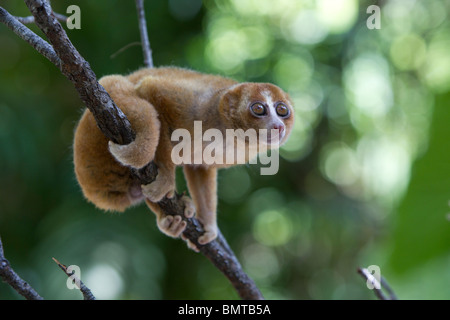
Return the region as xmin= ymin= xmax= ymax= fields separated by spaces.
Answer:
xmin=250 ymin=102 xmax=267 ymax=116
xmin=275 ymin=103 xmax=290 ymax=118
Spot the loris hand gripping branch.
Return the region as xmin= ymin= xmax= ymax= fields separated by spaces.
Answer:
xmin=73 ymin=67 xmax=294 ymax=249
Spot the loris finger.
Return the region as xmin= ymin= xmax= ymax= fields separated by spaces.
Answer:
xmin=181 ymin=195 xmax=196 ymax=218
xmin=158 ymin=215 xmax=186 ymax=238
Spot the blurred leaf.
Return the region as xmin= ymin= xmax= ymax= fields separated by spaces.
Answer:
xmin=388 ymin=92 xmax=450 ymax=274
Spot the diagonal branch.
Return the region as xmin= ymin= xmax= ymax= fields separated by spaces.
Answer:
xmin=1 ymin=0 xmax=264 ymax=300
xmin=357 ymin=267 xmax=398 ymax=300
xmin=0 ymin=6 xmax=60 ymax=67
xmin=157 ymin=195 xmax=263 ymax=299
xmin=52 ymin=258 xmax=96 ymax=300
xmin=0 ymin=236 xmax=44 ymax=300
xmin=24 ymin=0 xmax=136 ymax=146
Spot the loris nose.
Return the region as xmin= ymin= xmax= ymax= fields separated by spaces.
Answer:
xmin=272 ymin=123 xmax=285 ymax=135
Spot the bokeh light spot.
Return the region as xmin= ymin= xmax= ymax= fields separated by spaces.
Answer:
xmin=253 ymin=209 xmax=293 ymax=246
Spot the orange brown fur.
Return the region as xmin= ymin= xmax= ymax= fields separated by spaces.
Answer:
xmin=73 ymin=66 xmax=294 ymax=247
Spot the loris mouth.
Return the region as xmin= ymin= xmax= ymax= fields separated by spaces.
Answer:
xmin=261 ymin=129 xmax=285 ymax=145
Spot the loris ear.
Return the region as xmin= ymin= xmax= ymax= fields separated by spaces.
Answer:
xmin=223 ymin=90 xmax=238 ymax=108
xmin=219 ymin=84 xmax=243 ymax=118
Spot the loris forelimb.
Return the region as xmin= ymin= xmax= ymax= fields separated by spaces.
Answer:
xmin=73 ymin=67 xmax=294 ymax=250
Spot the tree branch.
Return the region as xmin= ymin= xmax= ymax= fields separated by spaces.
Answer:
xmin=52 ymin=258 xmax=96 ymax=300
xmin=1 ymin=0 xmax=264 ymax=300
xmin=0 ymin=6 xmax=60 ymax=67
xmin=0 ymin=236 xmax=44 ymax=300
xmin=135 ymin=0 xmax=153 ymax=68
xmin=158 ymin=195 xmax=264 ymax=299
xmin=15 ymin=12 xmax=67 ymax=24
xmin=24 ymin=0 xmax=136 ymax=146
xmin=357 ymin=267 xmax=398 ymax=300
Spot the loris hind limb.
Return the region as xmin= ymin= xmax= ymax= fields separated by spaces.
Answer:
xmin=73 ymin=67 xmax=295 ymax=249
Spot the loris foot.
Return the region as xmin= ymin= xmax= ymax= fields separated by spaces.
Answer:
xmin=198 ymin=224 xmax=218 ymax=245
xmin=178 ymin=195 xmax=199 ymax=251
xmin=157 ymin=215 xmax=186 ymax=238
xmin=181 ymin=222 xmax=217 ymax=252
xmin=141 ymin=171 xmax=175 ymax=202
xmin=108 ymin=140 xmax=150 ymax=169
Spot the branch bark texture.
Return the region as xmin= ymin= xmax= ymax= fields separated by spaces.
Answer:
xmin=52 ymin=258 xmax=96 ymax=300
xmin=0 ymin=6 xmax=60 ymax=66
xmin=135 ymin=0 xmax=153 ymax=68
xmin=357 ymin=267 xmax=398 ymax=300
xmin=0 ymin=237 xmax=44 ymax=300
xmin=0 ymin=0 xmax=264 ymax=300
xmin=24 ymin=0 xmax=135 ymax=146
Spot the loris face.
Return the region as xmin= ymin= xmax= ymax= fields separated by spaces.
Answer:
xmin=221 ymin=83 xmax=295 ymax=147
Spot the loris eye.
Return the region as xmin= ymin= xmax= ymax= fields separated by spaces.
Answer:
xmin=276 ymin=103 xmax=290 ymax=117
xmin=250 ymin=102 xmax=267 ymax=116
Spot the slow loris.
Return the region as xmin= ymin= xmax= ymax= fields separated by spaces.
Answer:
xmin=73 ymin=67 xmax=294 ymax=248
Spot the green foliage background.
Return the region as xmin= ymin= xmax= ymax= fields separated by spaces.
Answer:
xmin=0 ymin=0 xmax=449 ymax=299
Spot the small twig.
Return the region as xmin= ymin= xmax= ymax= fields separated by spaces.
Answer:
xmin=380 ymin=274 xmax=398 ymax=300
xmin=358 ymin=267 xmax=387 ymax=300
xmin=0 ymin=6 xmax=61 ymax=67
xmin=15 ymin=12 xmax=67 ymax=24
xmin=110 ymin=41 xmax=142 ymax=60
xmin=52 ymin=258 xmax=96 ymax=300
xmin=1 ymin=0 xmax=264 ymax=300
xmin=0 ymin=236 xmax=44 ymax=300
xmin=24 ymin=0 xmax=136 ymax=146
xmin=357 ymin=267 xmax=398 ymax=300
xmin=135 ymin=0 xmax=153 ymax=68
